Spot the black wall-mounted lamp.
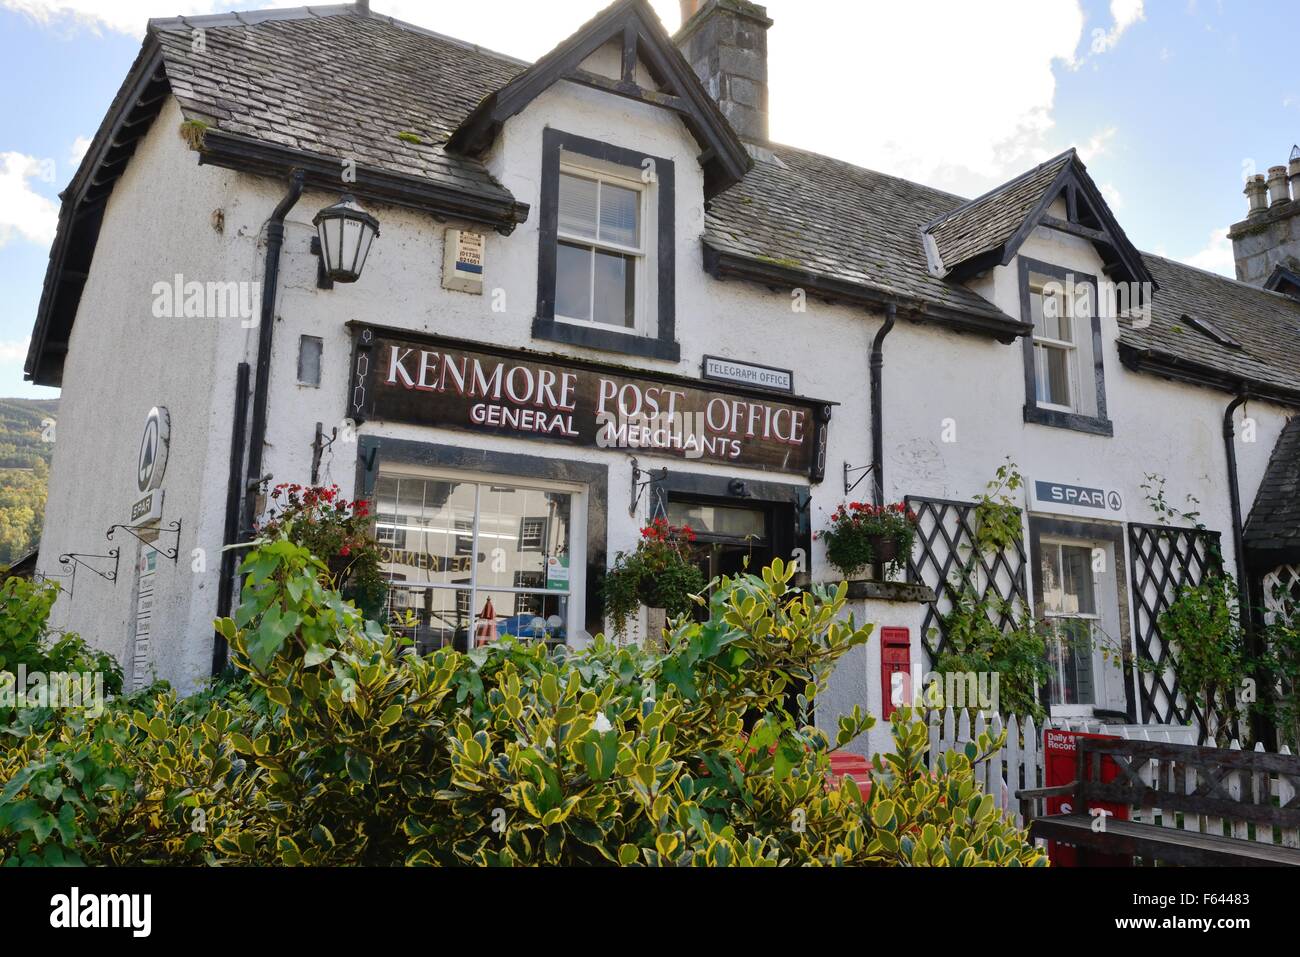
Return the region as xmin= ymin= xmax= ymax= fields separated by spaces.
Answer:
xmin=313 ymin=195 xmax=380 ymax=283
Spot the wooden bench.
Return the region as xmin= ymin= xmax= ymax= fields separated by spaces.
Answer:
xmin=1016 ymin=737 xmax=1300 ymax=866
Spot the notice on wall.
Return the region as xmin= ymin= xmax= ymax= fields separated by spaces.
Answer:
xmin=1029 ymin=478 xmax=1125 ymax=521
xmin=348 ymin=328 xmax=831 ymax=479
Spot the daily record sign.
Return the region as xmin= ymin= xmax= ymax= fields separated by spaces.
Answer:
xmin=1030 ymin=478 xmax=1125 ymax=521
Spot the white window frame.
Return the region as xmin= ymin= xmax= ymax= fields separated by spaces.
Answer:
xmin=373 ymin=467 xmax=587 ymax=648
xmin=1040 ymin=538 xmax=1100 ymax=715
xmin=554 ymin=157 xmax=651 ymax=336
xmin=1030 ymin=278 xmax=1080 ymax=413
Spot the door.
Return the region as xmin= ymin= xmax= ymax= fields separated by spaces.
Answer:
xmin=1038 ymin=537 xmax=1127 ymax=716
xmin=665 ymin=499 xmax=774 ymax=600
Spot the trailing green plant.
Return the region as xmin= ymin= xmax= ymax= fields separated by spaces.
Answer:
xmin=0 ymin=577 xmax=122 ymax=728
xmin=602 ymin=518 xmax=706 ymax=638
xmin=972 ymin=458 xmax=1024 ymax=555
xmin=932 ymin=588 xmax=1050 ymax=721
xmin=257 ymin=483 xmax=387 ymax=621
xmin=0 ymin=534 xmax=1045 ymax=867
xmin=1156 ymin=575 xmax=1248 ymax=744
xmin=1140 ymin=472 xmax=1203 ymax=528
xmin=1260 ymin=615 xmax=1300 ymax=750
xmin=818 ymin=501 xmax=917 ymax=579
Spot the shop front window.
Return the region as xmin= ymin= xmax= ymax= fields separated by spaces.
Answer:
xmin=372 ymin=473 xmax=576 ymax=653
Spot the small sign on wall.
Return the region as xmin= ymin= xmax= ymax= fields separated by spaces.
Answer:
xmin=442 ymin=228 xmax=484 ymax=294
xmin=1029 ymin=478 xmax=1125 ymax=521
xmin=701 ymin=355 xmax=794 ymax=393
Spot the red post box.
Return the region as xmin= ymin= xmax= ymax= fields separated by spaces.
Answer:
xmin=880 ymin=626 xmax=911 ymax=719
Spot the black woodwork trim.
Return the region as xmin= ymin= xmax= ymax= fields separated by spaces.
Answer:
xmin=1117 ymin=342 xmax=1300 ymax=408
xmin=533 ymin=128 xmax=678 ymax=362
xmin=445 ymin=0 xmax=750 ymax=198
xmin=355 ymin=435 xmax=609 ymax=639
xmin=1027 ymin=516 xmax=1134 ymax=722
xmin=199 ymin=130 xmax=530 ymax=233
xmin=1019 ymin=257 xmax=1114 ymax=436
xmin=702 ymin=243 xmax=1031 ymax=343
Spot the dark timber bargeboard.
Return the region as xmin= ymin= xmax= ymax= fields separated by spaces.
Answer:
xmin=1017 ymin=736 xmax=1300 ymax=866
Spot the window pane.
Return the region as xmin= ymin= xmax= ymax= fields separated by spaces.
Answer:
xmin=556 ymin=241 xmax=592 ymax=321
xmin=593 ymin=248 xmax=635 ymax=328
xmin=376 ymin=478 xmax=477 ymax=587
xmin=666 ymin=502 xmax=767 ymax=540
xmin=1060 ymin=545 xmax=1096 ymax=615
xmin=598 ymin=182 xmax=639 ymax=248
xmin=1036 ymin=343 xmax=1072 ymax=407
xmin=474 ymin=485 xmax=572 ymax=591
xmin=1047 ymin=619 xmax=1095 ymax=705
xmin=1030 ymin=289 xmax=1046 ymax=338
xmin=387 ymin=585 xmax=471 ymax=654
xmin=474 ymin=589 xmax=569 ymax=645
xmin=558 ymin=173 xmax=598 ymax=239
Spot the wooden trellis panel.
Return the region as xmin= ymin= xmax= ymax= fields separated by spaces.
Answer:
xmin=1127 ymin=522 xmax=1224 ymax=737
xmin=905 ymin=496 xmax=1029 ymax=668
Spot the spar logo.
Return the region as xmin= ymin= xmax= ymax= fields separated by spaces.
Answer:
xmin=49 ymin=887 xmax=151 ymax=937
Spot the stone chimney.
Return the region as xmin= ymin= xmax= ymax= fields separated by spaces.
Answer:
xmin=1229 ymin=147 xmax=1300 ymax=286
xmin=675 ymin=0 xmax=773 ymax=142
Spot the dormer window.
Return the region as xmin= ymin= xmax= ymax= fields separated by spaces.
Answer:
xmin=1030 ymin=275 xmax=1079 ymax=411
xmin=556 ymin=167 xmax=644 ymax=330
xmin=1019 ymin=257 xmax=1113 ymax=436
xmin=534 ymin=129 xmax=679 ymax=362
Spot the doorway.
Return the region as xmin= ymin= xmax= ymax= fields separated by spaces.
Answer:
xmin=666 ymin=498 xmax=773 ymax=589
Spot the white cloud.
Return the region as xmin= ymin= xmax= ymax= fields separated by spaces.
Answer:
xmin=0 ymin=152 xmax=58 ymax=247
xmin=1090 ymin=0 xmax=1145 ymax=54
xmin=1100 ymin=182 xmax=1125 ymax=211
xmin=0 ymin=339 xmax=30 ymax=362
xmin=1079 ymin=126 xmax=1118 ymax=163
xmin=3 ymin=0 xmax=1098 ymax=199
xmin=1181 ymin=227 xmax=1235 ymax=278
xmin=69 ymin=135 xmax=91 ymax=166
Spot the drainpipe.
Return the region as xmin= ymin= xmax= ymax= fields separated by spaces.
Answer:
xmin=870 ymin=303 xmax=897 ymax=579
xmin=1223 ymin=393 xmax=1271 ymax=745
xmin=240 ymin=169 xmax=305 ymax=543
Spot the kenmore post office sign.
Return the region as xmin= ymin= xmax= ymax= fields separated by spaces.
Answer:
xmin=348 ymin=326 xmax=831 ymax=480
xmin=1030 ymin=478 xmax=1126 ymax=521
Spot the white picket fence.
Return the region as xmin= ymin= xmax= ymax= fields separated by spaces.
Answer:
xmin=924 ymin=708 xmax=1299 ymax=849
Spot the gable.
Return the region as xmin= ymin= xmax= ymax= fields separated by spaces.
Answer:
xmin=447 ymin=0 xmax=751 ymax=197
xmin=923 ymin=149 xmax=1154 ymax=300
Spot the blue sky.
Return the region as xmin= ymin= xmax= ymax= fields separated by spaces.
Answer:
xmin=1 ymin=0 xmax=1297 ymax=399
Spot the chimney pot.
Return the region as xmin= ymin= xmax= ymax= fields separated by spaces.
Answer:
xmin=674 ymin=0 xmax=773 ymax=142
xmin=1267 ymin=165 xmax=1290 ymax=207
xmin=1290 ymin=149 xmax=1300 ymax=202
xmin=1245 ymin=174 xmax=1269 ymax=216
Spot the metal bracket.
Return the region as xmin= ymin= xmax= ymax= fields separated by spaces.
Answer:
xmin=310 ymin=235 xmax=334 ymax=290
xmin=311 ymin=421 xmax=338 ymax=485
xmin=32 ymin=566 xmax=74 ymax=598
xmin=107 ymin=519 xmax=182 ymax=562
xmin=630 ymin=457 xmax=668 ymax=518
xmin=58 ymin=548 xmax=120 ymax=591
xmin=843 ymin=461 xmax=876 ymax=497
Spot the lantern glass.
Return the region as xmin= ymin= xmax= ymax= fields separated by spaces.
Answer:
xmin=313 ymin=195 xmax=379 ymax=283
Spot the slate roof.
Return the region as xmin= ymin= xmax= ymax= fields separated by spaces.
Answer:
xmin=26 ymin=0 xmax=1300 ymax=404
xmin=149 ymin=4 xmax=528 ymax=206
xmin=1245 ymin=416 xmax=1300 ymax=556
xmin=923 ymin=150 xmax=1075 ymax=274
xmin=702 ymin=144 xmax=1011 ymax=324
xmin=1119 ymin=254 xmax=1300 ymax=400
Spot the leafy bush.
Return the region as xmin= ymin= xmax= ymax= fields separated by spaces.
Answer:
xmin=0 ymin=577 xmax=122 ymax=727
xmin=818 ymin=501 xmax=917 ymax=578
xmin=933 ymin=588 xmax=1049 ymax=721
xmin=1156 ymin=575 xmax=1248 ymax=744
xmin=602 ymin=518 xmax=706 ymax=639
xmin=0 ymin=535 xmax=1045 ymax=867
xmin=258 ymin=483 xmax=386 ymax=620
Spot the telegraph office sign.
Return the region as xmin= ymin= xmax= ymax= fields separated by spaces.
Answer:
xmin=1030 ymin=478 xmax=1125 ymax=521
